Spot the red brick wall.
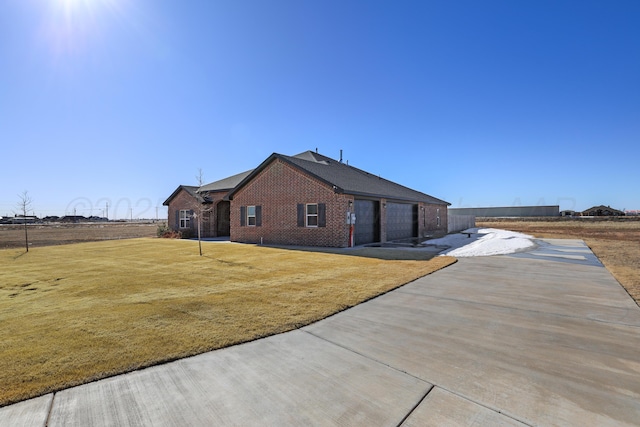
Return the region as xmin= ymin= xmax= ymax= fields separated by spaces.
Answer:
xmin=231 ymin=159 xmax=351 ymax=247
xmin=199 ymin=190 xmax=228 ymax=237
xmin=167 ymin=189 xmax=199 ymax=233
xmin=167 ymin=189 xmax=232 ymax=238
xmin=422 ymin=203 xmax=448 ymax=237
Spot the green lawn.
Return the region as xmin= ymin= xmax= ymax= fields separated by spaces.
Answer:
xmin=0 ymin=238 xmax=455 ymax=406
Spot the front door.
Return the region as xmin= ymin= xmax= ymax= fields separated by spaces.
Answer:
xmin=216 ymin=201 xmax=231 ymax=236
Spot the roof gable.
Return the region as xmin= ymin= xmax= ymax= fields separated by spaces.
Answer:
xmin=164 ymin=169 xmax=254 ymax=206
xmin=162 ymin=185 xmax=200 ymax=206
xmin=228 ymin=151 xmax=449 ymax=205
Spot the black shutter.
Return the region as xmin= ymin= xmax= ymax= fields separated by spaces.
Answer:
xmin=189 ymin=210 xmax=195 ymax=229
xmin=255 ymin=206 xmax=262 ymax=227
xmin=318 ymin=203 xmax=326 ymax=227
xmin=175 ymin=210 xmax=179 ymax=229
xmin=297 ymin=204 xmax=305 ymax=227
xmin=240 ymin=206 xmax=246 ymax=226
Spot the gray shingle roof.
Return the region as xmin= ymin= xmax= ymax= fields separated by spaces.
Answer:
xmin=198 ymin=170 xmax=253 ymax=193
xmin=164 ymin=170 xmax=253 ymax=206
xmin=228 ymin=151 xmax=449 ymax=205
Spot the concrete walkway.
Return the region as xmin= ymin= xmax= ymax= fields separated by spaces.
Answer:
xmin=3 ymin=239 xmax=640 ymax=426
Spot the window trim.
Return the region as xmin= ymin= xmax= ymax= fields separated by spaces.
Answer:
xmin=179 ymin=209 xmax=191 ymax=229
xmin=247 ymin=205 xmax=257 ymax=226
xmin=306 ymin=203 xmax=318 ymax=227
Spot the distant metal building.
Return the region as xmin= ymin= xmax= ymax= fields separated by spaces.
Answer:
xmin=449 ymin=205 xmax=559 ymax=218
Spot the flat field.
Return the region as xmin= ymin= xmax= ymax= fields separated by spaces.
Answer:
xmin=0 ymin=222 xmax=159 ymax=249
xmin=477 ymin=218 xmax=640 ymax=304
xmin=0 ymin=238 xmax=454 ymax=406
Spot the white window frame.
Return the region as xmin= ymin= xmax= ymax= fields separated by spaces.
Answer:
xmin=179 ymin=210 xmax=191 ymax=228
xmin=436 ymin=208 xmax=441 ymax=227
xmin=306 ymin=203 xmax=318 ymax=227
xmin=247 ymin=205 xmax=256 ymax=226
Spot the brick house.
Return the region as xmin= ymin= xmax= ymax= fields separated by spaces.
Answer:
xmin=163 ymin=185 xmax=200 ymax=237
xmin=163 ymin=170 xmax=252 ymax=238
xmin=164 ymin=151 xmax=449 ymax=247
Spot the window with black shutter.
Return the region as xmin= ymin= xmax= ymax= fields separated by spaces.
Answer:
xmin=255 ymin=206 xmax=262 ymax=227
xmin=297 ymin=204 xmax=305 ymax=227
xmin=241 ymin=206 xmax=261 ymax=227
xmin=306 ymin=204 xmax=318 ymax=227
xmin=297 ymin=203 xmax=326 ymax=227
xmin=318 ymin=203 xmax=326 ymax=227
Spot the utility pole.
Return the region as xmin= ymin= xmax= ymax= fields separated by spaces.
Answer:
xmin=106 ymin=202 xmax=109 ymax=220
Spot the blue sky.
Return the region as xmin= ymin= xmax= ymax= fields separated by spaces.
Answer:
xmin=1 ymin=0 xmax=638 ymax=219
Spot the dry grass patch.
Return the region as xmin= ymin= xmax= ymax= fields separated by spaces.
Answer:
xmin=0 ymin=238 xmax=455 ymax=406
xmin=478 ymin=219 xmax=640 ymax=304
xmin=0 ymin=222 xmax=158 ymax=249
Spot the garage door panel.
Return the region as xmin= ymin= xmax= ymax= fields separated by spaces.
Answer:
xmin=386 ymin=203 xmax=417 ymax=241
xmin=354 ymin=200 xmax=380 ymax=245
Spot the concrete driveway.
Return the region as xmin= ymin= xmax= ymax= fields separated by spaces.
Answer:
xmin=3 ymin=239 xmax=640 ymax=426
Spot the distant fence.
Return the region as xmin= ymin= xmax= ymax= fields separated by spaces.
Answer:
xmin=448 ymin=214 xmax=476 ymax=233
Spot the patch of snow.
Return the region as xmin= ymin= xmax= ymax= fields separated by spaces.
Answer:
xmin=424 ymin=228 xmax=535 ymax=257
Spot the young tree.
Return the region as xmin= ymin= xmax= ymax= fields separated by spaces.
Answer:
xmin=194 ymin=168 xmax=209 ymax=256
xmin=16 ymin=191 xmax=33 ymax=252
